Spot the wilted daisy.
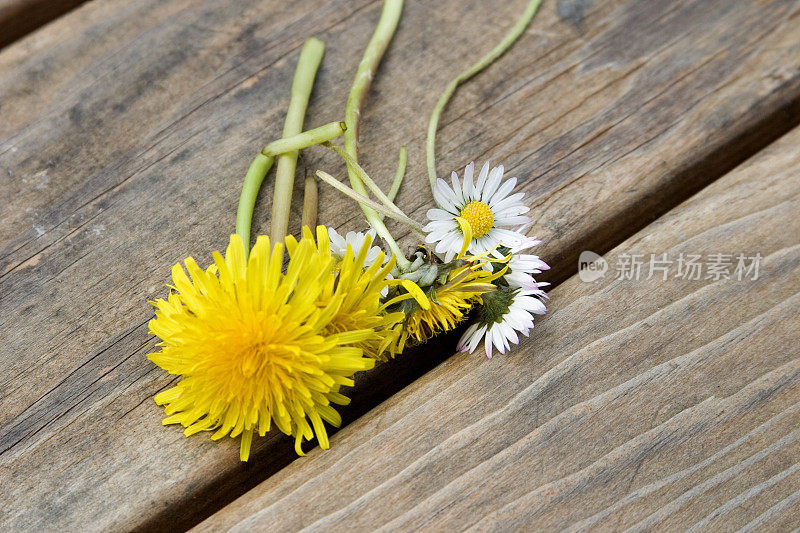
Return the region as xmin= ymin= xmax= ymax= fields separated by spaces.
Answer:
xmin=457 ymin=286 xmax=547 ymax=358
xmin=424 ymin=161 xmax=530 ymax=261
xmin=148 ymin=227 xmax=394 ymax=460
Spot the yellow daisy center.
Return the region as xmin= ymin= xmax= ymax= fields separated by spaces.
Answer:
xmin=459 ymin=201 xmax=494 ymax=238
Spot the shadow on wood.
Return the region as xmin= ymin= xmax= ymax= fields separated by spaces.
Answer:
xmin=0 ymin=0 xmax=87 ymax=49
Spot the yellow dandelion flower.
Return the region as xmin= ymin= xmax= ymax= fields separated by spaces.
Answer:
xmin=148 ymin=226 xmax=390 ymax=460
xmin=398 ymin=258 xmax=506 ymax=349
xmin=289 ymin=227 xmax=405 ymax=362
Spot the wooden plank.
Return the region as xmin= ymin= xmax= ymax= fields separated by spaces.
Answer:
xmin=194 ymin=123 xmax=800 ymax=532
xmin=2 ymin=0 xmax=800 ymax=529
xmin=0 ymin=0 xmax=86 ymax=49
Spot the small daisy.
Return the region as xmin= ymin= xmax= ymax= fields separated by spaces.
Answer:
xmin=328 ymin=227 xmax=393 ymax=296
xmin=457 ymin=286 xmax=547 ymax=358
xmin=424 ymin=161 xmax=530 ymax=262
xmin=328 ymin=228 xmax=385 ymax=267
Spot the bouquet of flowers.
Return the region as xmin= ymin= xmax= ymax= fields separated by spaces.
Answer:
xmin=147 ymin=0 xmax=550 ymax=461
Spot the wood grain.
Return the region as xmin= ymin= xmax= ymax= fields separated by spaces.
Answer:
xmin=2 ymin=0 xmax=800 ymax=530
xmin=0 ymin=0 xmax=86 ymax=49
xmin=195 ymin=123 xmax=800 ymax=532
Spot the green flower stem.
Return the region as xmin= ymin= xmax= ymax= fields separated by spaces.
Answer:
xmin=426 ymin=0 xmax=542 ymax=191
xmin=236 ymin=154 xmax=275 ymax=253
xmin=315 ymin=171 xmax=424 ymax=242
xmin=235 ymin=122 xmax=346 ymax=253
xmin=322 ymin=141 xmax=412 ymax=225
xmin=387 ymin=146 xmax=406 ymax=203
xmin=270 ymin=37 xmax=326 ymax=244
xmin=345 ymin=0 xmax=410 ymax=269
xmin=262 ymin=121 xmax=345 ymax=156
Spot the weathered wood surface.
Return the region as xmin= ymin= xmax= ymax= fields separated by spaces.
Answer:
xmin=2 ymin=0 xmax=800 ymax=530
xmin=0 ymin=0 xmax=86 ymax=49
xmin=196 ymin=124 xmax=800 ymax=532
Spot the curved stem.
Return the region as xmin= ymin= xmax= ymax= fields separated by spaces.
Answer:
xmin=345 ymin=0 xmax=409 ymax=269
xmin=236 ymin=154 xmax=275 ymax=252
xmin=235 ymin=123 xmax=346 ymax=253
xmin=270 ymin=37 xmax=326 ymax=244
xmin=426 ymin=0 xmax=542 ymax=191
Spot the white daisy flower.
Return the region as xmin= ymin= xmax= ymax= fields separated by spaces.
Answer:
xmin=457 ymin=287 xmax=547 ymax=358
xmin=328 ymin=228 xmax=385 ymax=266
xmin=424 ymin=161 xmax=530 ymax=262
xmin=328 ymin=228 xmax=392 ymax=295
xmin=504 ymin=235 xmax=550 ymax=290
